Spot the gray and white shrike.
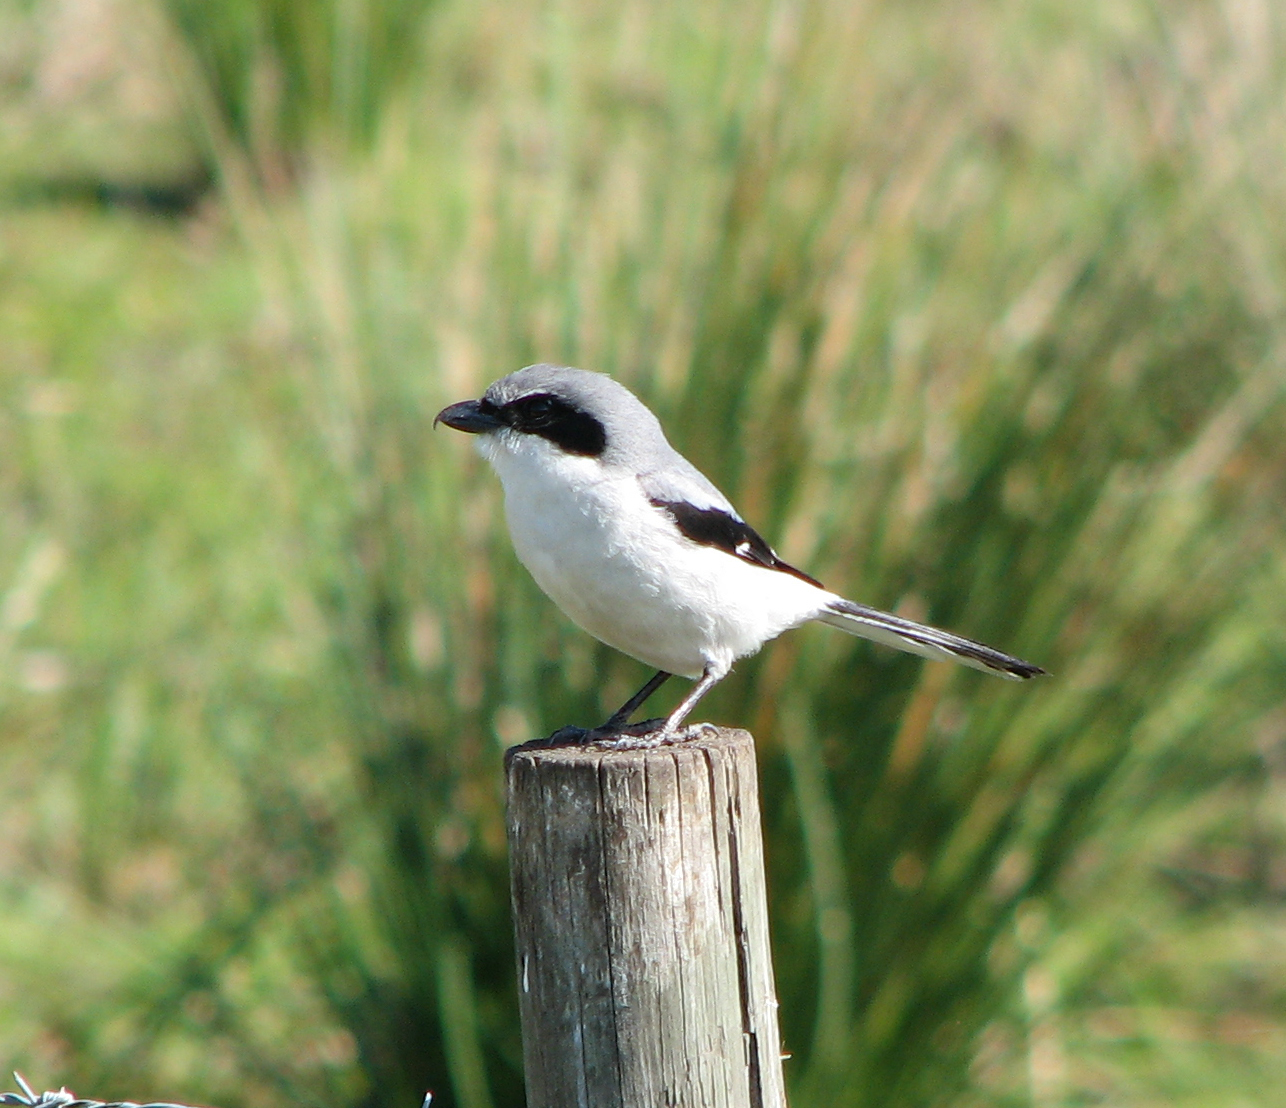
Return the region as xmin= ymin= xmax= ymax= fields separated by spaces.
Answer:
xmin=437 ymin=364 xmax=1043 ymax=743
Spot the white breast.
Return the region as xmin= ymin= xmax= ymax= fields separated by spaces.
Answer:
xmin=480 ymin=433 xmax=830 ymax=678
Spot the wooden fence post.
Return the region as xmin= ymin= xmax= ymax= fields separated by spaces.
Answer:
xmin=505 ymin=727 xmax=788 ymax=1108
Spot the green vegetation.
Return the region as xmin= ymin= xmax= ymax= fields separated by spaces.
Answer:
xmin=2 ymin=0 xmax=1285 ymax=1105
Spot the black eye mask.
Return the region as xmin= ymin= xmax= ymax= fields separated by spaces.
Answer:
xmin=499 ymin=392 xmax=608 ymax=457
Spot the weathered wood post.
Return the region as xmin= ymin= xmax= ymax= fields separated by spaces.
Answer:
xmin=505 ymin=727 xmax=787 ymax=1108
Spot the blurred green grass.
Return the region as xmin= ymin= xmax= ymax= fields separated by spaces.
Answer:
xmin=2 ymin=0 xmax=1286 ymax=1105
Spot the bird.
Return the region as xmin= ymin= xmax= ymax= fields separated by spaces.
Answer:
xmin=436 ymin=364 xmax=1044 ymax=744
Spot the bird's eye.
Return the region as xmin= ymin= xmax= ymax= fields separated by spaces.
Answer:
xmin=520 ymin=394 xmax=558 ymax=423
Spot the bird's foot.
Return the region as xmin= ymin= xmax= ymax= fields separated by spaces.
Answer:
xmin=590 ymin=719 xmax=718 ymax=750
xmin=538 ymin=719 xmax=718 ymax=750
xmin=537 ymin=724 xmax=596 ymax=747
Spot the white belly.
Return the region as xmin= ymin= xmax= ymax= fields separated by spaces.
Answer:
xmin=484 ymin=437 xmax=827 ymax=678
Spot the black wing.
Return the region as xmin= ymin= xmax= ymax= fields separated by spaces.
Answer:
xmin=648 ymin=498 xmax=823 ymax=588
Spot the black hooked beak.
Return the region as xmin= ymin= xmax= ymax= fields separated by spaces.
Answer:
xmin=434 ymin=399 xmax=504 ymax=433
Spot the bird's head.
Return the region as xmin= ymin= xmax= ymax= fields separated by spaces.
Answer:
xmin=435 ymin=364 xmax=667 ymax=467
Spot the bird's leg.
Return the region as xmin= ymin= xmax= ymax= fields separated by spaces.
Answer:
xmin=542 ymin=670 xmax=672 ymax=746
xmin=602 ymin=669 xmax=672 ymax=730
xmin=548 ymin=664 xmax=726 ymax=748
xmin=657 ymin=661 xmax=726 ymax=739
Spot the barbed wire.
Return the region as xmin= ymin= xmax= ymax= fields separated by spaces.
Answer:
xmin=3 ymin=1075 xmax=432 ymax=1108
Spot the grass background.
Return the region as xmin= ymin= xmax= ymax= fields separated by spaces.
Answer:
xmin=2 ymin=0 xmax=1285 ymax=1105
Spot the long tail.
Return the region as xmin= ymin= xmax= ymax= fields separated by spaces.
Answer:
xmin=817 ymin=599 xmax=1045 ymax=680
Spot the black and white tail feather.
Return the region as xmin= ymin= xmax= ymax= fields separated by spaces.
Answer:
xmin=817 ymin=600 xmax=1044 ymax=680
